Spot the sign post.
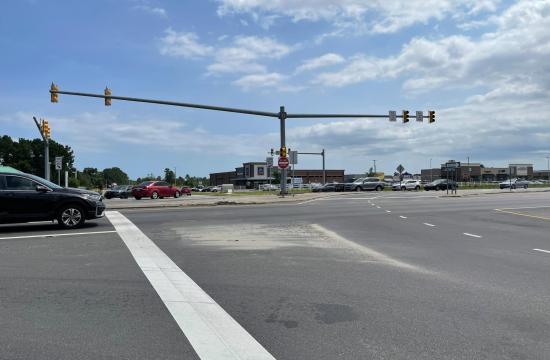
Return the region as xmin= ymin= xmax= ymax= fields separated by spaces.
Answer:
xmin=55 ymin=156 xmax=63 ymax=186
xmin=266 ymin=156 xmax=273 ymax=189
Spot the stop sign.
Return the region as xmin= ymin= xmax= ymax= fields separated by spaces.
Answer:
xmin=278 ymin=157 xmax=289 ymax=169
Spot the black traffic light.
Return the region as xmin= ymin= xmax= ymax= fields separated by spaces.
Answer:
xmin=104 ymin=87 xmax=112 ymax=106
xmin=270 ymin=148 xmax=274 ymax=156
xmin=50 ymin=83 xmax=58 ymax=103
xmin=429 ymin=110 xmax=435 ymax=123
xmin=402 ymin=110 xmax=409 ymax=123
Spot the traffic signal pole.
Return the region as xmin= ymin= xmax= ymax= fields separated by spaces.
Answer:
xmin=49 ymin=84 xmax=435 ymax=194
xmin=33 ymin=116 xmax=50 ymax=181
xmin=299 ymin=149 xmax=326 ymax=184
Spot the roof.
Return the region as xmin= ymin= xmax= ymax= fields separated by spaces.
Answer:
xmin=0 ymin=166 xmax=23 ymax=174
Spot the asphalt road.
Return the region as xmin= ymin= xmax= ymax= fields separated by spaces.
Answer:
xmin=1 ymin=191 xmax=549 ymax=359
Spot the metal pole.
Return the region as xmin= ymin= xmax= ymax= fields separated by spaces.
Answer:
xmin=373 ymin=160 xmax=377 ymax=175
xmin=57 ymin=169 xmax=61 ymax=186
xmin=546 ymin=156 xmax=549 ymax=184
xmin=322 ymin=149 xmax=326 ymax=185
xmin=279 ymin=106 xmax=287 ymax=195
xmin=430 ymin=158 xmax=432 ymax=182
xmin=44 ymin=139 xmax=50 ymax=181
xmin=446 ymin=165 xmax=449 ymax=195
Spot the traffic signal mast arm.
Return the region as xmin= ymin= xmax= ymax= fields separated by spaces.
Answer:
xmin=50 ymin=84 xmax=435 ymax=122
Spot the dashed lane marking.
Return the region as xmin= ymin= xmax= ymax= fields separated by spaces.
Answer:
xmin=533 ymin=248 xmax=550 ymax=254
xmin=385 ymin=210 xmax=391 ymax=213
xmin=0 ymin=230 xmax=117 ymax=240
xmin=399 ymin=216 xmax=407 ymax=219
xmin=106 ymin=211 xmax=275 ymax=360
xmin=423 ymin=223 xmax=436 ymax=227
xmin=463 ymin=232 xmax=482 ymax=238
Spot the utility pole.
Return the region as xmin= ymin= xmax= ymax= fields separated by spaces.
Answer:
xmin=33 ymin=117 xmax=50 ymax=181
xmin=373 ymin=160 xmax=377 ymax=175
xmin=430 ymin=158 xmax=432 ymax=182
xmin=49 ymin=84 xmax=436 ymax=194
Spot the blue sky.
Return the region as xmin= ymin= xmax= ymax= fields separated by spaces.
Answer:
xmin=1 ymin=0 xmax=549 ymax=178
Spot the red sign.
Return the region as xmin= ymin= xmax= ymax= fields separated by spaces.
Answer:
xmin=278 ymin=157 xmax=289 ymax=169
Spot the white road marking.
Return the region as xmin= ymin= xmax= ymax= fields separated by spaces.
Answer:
xmin=463 ymin=232 xmax=482 ymax=238
xmin=495 ymin=205 xmax=550 ymax=210
xmin=376 ymin=206 xmax=381 ymax=209
xmin=106 ymin=211 xmax=274 ymax=360
xmin=0 ymin=230 xmax=117 ymax=240
xmin=399 ymin=216 xmax=407 ymax=219
xmin=533 ymin=248 xmax=550 ymax=254
xmin=423 ymin=223 xmax=436 ymax=227
xmin=311 ymin=224 xmax=426 ymax=272
xmin=385 ymin=210 xmax=391 ymax=213
xmin=371 ymin=204 xmax=376 ymax=206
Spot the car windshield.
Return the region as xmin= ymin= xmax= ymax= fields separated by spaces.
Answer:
xmin=353 ymin=178 xmax=364 ymax=184
xmin=25 ymin=173 xmax=63 ymax=189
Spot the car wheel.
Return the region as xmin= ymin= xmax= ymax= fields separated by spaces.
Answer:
xmin=415 ymin=186 xmax=420 ymax=191
xmin=401 ymin=187 xmax=406 ymax=191
xmin=523 ymin=185 xmax=528 ymax=189
xmin=375 ymin=186 xmax=382 ymax=191
xmin=151 ymin=191 xmax=159 ymax=199
xmin=511 ymin=185 xmax=516 ymax=190
xmin=174 ymin=191 xmax=181 ymax=198
xmin=356 ymin=187 xmax=362 ymax=192
xmin=134 ymin=196 xmax=141 ymax=200
xmin=57 ymin=204 xmax=85 ymax=229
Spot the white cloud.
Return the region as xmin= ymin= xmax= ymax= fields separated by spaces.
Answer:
xmin=159 ymin=29 xmax=214 ymax=59
xmin=233 ymin=72 xmax=286 ymax=90
xmin=295 ymin=53 xmax=345 ymax=73
xmin=133 ymin=5 xmax=167 ymax=17
xmin=216 ymin=0 xmax=501 ymax=34
xmin=314 ymin=0 xmax=550 ymax=96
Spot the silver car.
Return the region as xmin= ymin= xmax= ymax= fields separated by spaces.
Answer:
xmin=499 ymin=178 xmax=529 ymax=189
xmin=345 ymin=177 xmax=385 ymax=191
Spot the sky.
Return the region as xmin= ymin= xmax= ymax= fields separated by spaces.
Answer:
xmin=1 ymin=0 xmax=549 ymax=178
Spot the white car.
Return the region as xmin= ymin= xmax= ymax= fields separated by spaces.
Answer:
xmin=392 ymin=180 xmax=422 ymax=191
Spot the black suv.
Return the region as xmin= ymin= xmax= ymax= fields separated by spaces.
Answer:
xmin=0 ymin=169 xmax=105 ymax=228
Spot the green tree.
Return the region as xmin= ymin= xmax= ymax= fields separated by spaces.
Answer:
xmin=164 ymin=168 xmax=176 ymax=184
xmin=103 ymin=167 xmax=129 ymax=185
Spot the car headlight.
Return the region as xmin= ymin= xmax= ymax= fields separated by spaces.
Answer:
xmin=80 ymin=193 xmax=102 ymax=201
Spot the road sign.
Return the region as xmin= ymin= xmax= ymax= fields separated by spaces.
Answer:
xmin=416 ymin=111 xmax=423 ymax=122
xmin=278 ymin=157 xmax=289 ymax=169
xmin=289 ymin=151 xmax=298 ymax=165
xmin=396 ymin=164 xmax=404 ymax=173
xmin=55 ymin=156 xmax=63 ymax=170
xmin=266 ymin=157 xmax=273 ymax=167
xmin=389 ymin=110 xmax=397 ymax=122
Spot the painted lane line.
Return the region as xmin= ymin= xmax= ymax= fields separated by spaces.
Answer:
xmin=463 ymin=233 xmax=482 ymax=238
xmin=376 ymin=206 xmax=381 ymax=209
xmin=494 ymin=209 xmax=550 ymax=221
xmin=423 ymin=223 xmax=436 ymax=227
xmin=0 ymin=230 xmax=117 ymax=240
xmin=371 ymin=204 xmax=376 ymax=206
xmin=399 ymin=216 xmax=407 ymax=219
xmin=385 ymin=210 xmax=392 ymax=213
xmin=533 ymin=248 xmax=550 ymax=254
xmin=106 ymin=211 xmax=275 ymax=360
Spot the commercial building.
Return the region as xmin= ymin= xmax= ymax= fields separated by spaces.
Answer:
xmin=421 ymin=162 xmax=536 ymax=182
xmin=210 ymin=161 xmax=344 ymax=188
xmin=421 ymin=168 xmax=441 ymax=182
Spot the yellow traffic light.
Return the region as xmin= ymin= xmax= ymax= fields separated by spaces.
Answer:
xmin=104 ymin=87 xmax=112 ymax=106
xmin=402 ymin=110 xmax=409 ymax=123
xmin=280 ymin=147 xmax=287 ymax=158
xmin=43 ymin=120 xmax=51 ymax=139
xmin=50 ymin=83 xmax=58 ymax=103
xmin=429 ymin=110 xmax=435 ymax=123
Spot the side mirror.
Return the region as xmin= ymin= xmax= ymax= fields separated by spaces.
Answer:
xmin=36 ymin=185 xmax=49 ymax=192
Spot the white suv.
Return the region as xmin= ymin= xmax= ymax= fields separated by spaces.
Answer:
xmin=392 ymin=180 xmax=422 ymax=191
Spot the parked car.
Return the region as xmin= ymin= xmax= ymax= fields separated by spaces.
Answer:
xmin=0 ymin=167 xmax=105 ymax=228
xmin=424 ymin=179 xmax=458 ymax=191
xmin=103 ymin=185 xmax=133 ymax=199
xmin=260 ymin=184 xmax=279 ymax=191
xmin=208 ymin=186 xmax=221 ymax=192
xmin=131 ymin=181 xmax=181 ymax=199
xmin=181 ymin=186 xmax=192 ymax=196
xmin=313 ymin=183 xmax=345 ymax=192
xmin=392 ymin=180 xmax=422 ymax=191
xmin=499 ymin=178 xmax=529 ymax=189
xmin=345 ymin=177 xmax=385 ymax=192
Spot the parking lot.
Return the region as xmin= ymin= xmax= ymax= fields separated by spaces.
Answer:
xmin=1 ymin=191 xmax=550 ymax=359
